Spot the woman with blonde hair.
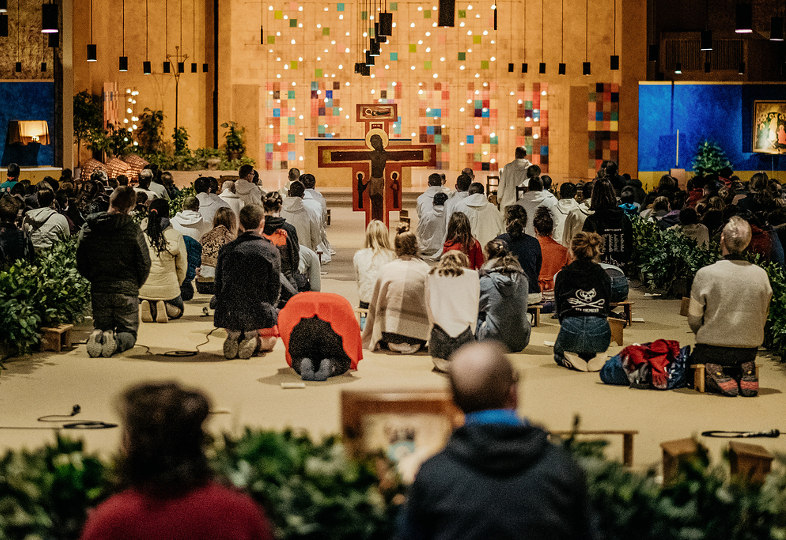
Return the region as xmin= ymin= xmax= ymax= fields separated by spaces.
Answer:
xmin=425 ymin=250 xmax=480 ymax=371
xmin=553 ymin=231 xmax=612 ymax=371
xmin=362 ymin=226 xmax=431 ymax=353
xmin=353 ymin=220 xmax=396 ymax=309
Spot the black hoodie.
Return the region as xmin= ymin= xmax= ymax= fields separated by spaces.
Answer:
xmin=76 ymin=212 xmax=151 ymax=295
xmin=262 ymin=215 xmax=300 ymax=287
xmin=403 ymin=422 xmax=594 ymax=540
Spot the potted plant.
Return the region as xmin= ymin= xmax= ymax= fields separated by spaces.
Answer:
xmin=221 ymin=121 xmax=246 ymax=161
xmin=137 ymin=108 xmax=165 ymax=155
xmin=73 ymin=91 xmax=103 ymax=167
xmin=691 ymin=140 xmax=733 ymax=176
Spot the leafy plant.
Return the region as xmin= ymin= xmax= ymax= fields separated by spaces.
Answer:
xmin=168 ymin=186 xmax=196 ymax=216
xmin=72 ymin=91 xmax=103 ymax=166
xmin=691 ymin=140 xmax=733 ymax=176
xmin=136 ymin=108 xmax=165 ymax=155
xmin=173 ymin=126 xmax=190 ymax=156
xmin=106 ymin=125 xmax=134 ymax=158
xmin=221 ymin=121 xmax=246 ymax=157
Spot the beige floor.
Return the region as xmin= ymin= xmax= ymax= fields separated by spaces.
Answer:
xmin=1 ymin=205 xmax=785 ymax=473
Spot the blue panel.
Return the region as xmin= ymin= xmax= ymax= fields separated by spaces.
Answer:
xmin=638 ymin=83 xmax=786 ymax=172
xmin=0 ymin=82 xmax=55 ymax=166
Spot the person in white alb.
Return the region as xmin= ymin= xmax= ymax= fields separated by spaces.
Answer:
xmin=553 ymin=182 xmax=579 ymax=246
xmin=498 ymin=147 xmax=532 ymax=211
xmin=193 ymin=177 xmax=230 ymax=227
xmin=218 ymin=180 xmax=244 ymax=218
xmin=417 ymin=173 xmax=447 ymax=219
xmin=516 ymin=170 xmax=558 ymax=238
xmin=235 ymin=164 xmax=263 ymax=207
xmin=443 ymin=173 xmax=472 ymax=228
xmin=280 ymin=180 xmax=321 ymax=252
xmin=453 ymin=182 xmax=504 ymax=247
xmin=417 ymin=192 xmax=448 ymax=258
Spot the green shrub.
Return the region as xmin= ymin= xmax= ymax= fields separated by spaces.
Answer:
xmin=168 ymin=186 xmax=196 ymax=216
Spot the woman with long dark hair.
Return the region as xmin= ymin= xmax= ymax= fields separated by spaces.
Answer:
xmin=81 ymin=382 xmax=273 ymax=539
xmin=495 ymin=204 xmax=542 ymax=304
xmin=442 ymin=211 xmax=484 ymax=269
xmin=139 ymin=198 xmax=188 ymax=322
xmin=582 ymin=178 xmax=632 ymax=269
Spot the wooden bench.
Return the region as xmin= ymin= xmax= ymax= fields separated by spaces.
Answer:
xmin=399 ymin=209 xmax=410 ymax=228
xmin=610 ymin=300 xmax=634 ymax=325
xmin=549 ymin=429 xmax=638 ymax=467
xmin=527 ymin=303 xmax=542 ymax=327
xmin=608 ymin=317 xmax=624 ymax=346
xmin=354 ymin=307 xmax=369 ymax=325
xmin=40 ymin=324 xmax=74 ymax=352
xmin=690 ymin=363 xmax=759 ymax=393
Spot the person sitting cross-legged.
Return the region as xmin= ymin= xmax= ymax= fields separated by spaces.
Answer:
xmin=277 ymin=292 xmax=363 ymax=381
xmin=553 ymin=232 xmax=612 ymax=372
xmin=214 ymin=204 xmax=281 ymax=359
xmin=688 ymin=216 xmax=772 ymax=397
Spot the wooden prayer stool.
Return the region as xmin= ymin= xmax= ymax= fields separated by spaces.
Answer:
xmin=608 ymin=317 xmax=624 ymax=346
xmin=660 ymin=438 xmax=702 ymax=484
xmin=729 ymin=441 xmax=773 ymax=484
xmin=40 ymin=324 xmax=74 ymax=352
xmin=399 ymin=209 xmax=410 ymax=228
xmin=550 ymin=429 xmax=638 ymax=467
xmin=690 ymin=363 xmax=759 ymax=393
xmin=680 ymin=297 xmax=690 ymax=316
xmin=527 ymin=303 xmax=542 ymax=327
xmin=609 ymin=301 xmax=634 ymax=326
xmin=515 ymin=184 xmax=526 ymax=202
xmin=326 ymin=208 xmax=331 ymax=226
xmin=486 ymin=175 xmax=500 ymax=205
xmin=354 ymin=307 xmax=369 ymax=325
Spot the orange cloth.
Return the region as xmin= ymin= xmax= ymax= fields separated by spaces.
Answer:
xmin=276 ymin=292 xmax=363 ymax=370
xmin=537 ymin=235 xmax=569 ymax=292
xmin=443 ymin=239 xmax=485 ymax=269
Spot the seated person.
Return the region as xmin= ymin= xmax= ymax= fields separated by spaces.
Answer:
xmin=81 ymin=382 xmax=273 ymax=540
xmin=600 ymin=262 xmax=629 ymax=304
xmin=496 ymin=205 xmax=542 ymax=304
xmin=0 ymin=194 xmax=34 ymax=267
xmin=277 ymin=292 xmax=362 ymax=381
xmin=180 ymin=235 xmax=202 ymax=302
xmin=171 ymin=196 xmax=210 ymax=241
xmin=618 ymin=186 xmax=640 ymax=218
xmin=688 ymin=216 xmax=771 ymax=397
xmin=139 ymin=199 xmax=188 ymax=323
xmin=477 ymin=240 xmax=531 ymax=353
xmin=669 ymin=207 xmax=710 ymax=249
xmin=443 ymin=211 xmax=484 ymax=270
xmin=362 ymin=226 xmax=431 ymax=354
xmin=553 ymin=232 xmax=611 ymax=371
xmin=533 ymin=207 xmax=569 ymax=306
xmin=299 ymin=244 xmax=322 ymax=292
xmin=214 ymin=205 xmax=281 ymax=359
xmin=417 ymin=192 xmax=448 ymax=258
xmin=197 ymin=207 xmax=237 ymax=295
xmin=425 ymin=251 xmax=480 ymax=371
xmin=353 ymin=220 xmax=396 ymax=309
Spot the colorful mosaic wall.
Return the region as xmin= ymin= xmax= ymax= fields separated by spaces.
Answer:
xmin=515 ymin=82 xmax=549 ymax=168
xmin=418 ymin=82 xmax=450 ymax=169
xmin=588 ymin=82 xmax=620 ymax=177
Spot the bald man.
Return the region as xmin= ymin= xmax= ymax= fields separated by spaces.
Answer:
xmin=401 ymin=342 xmax=594 ymax=540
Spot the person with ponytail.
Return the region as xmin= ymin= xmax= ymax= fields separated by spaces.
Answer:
xmin=442 ymin=211 xmax=484 ymax=269
xmin=362 ymin=225 xmax=431 ymax=353
xmin=425 ymin=251 xmax=480 ymax=371
xmin=552 ymin=232 xmax=612 ymax=371
xmin=476 ymin=240 xmax=531 ymax=352
xmin=138 ymin=198 xmax=188 ymax=323
xmin=495 ymin=205 xmax=542 ymax=304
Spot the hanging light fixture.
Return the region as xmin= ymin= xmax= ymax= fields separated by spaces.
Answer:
xmin=674 ymin=62 xmax=682 ymax=74
xmin=164 ymin=0 xmax=170 ymax=72
xmin=508 ymin=63 xmax=514 ymax=72
xmin=119 ymin=0 xmax=128 ymax=71
xmin=0 ymin=0 xmax=7 ymax=12
xmin=14 ymin=0 xmax=20 ymax=72
xmin=86 ymin=0 xmax=96 ymax=60
xmin=771 ymin=17 xmax=784 ymax=41
xmin=521 ymin=63 xmax=528 ymax=73
xmin=41 ymin=2 xmax=58 ymax=33
xmin=583 ymin=0 xmax=590 ymax=75
xmin=143 ymin=61 xmax=152 ymax=74
xmin=538 ymin=0 xmax=545 ymax=73
xmin=0 ymin=12 xmax=7 ymax=37
xmin=610 ymin=0 xmax=619 ymax=69
xmin=704 ymin=58 xmax=711 ymax=72
xmin=143 ymin=0 xmax=150 ymax=73
xmin=370 ymin=38 xmax=380 ymax=56
xmin=558 ymin=0 xmax=565 ymax=74
xmin=700 ymin=0 xmax=712 ymax=50
xmin=738 ymin=61 xmax=746 ymax=74
xmin=735 ymin=2 xmax=752 ymax=33
xmin=15 ymin=61 xmax=21 ymax=73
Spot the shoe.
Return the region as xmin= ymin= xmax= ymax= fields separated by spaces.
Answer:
xmin=86 ymin=330 xmax=103 ymax=358
xmin=300 ymin=358 xmax=316 ymax=380
xmin=237 ymin=332 xmax=259 ymax=359
xmin=140 ymin=300 xmax=153 ymax=323
xmin=223 ymin=330 xmax=241 ymax=359
xmin=705 ymin=363 xmax=739 ymax=397
xmin=563 ymin=352 xmax=589 ymax=372
xmin=388 ymin=342 xmax=421 ymax=354
xmin=739 ymin=361 xmax=758 ymax=397
xmin=313 ymin=359 xmax=333 ymax=381
xmin=155 ymin=301 xmax=169 ymax=323
xmin=587 ymin=355 xmax=606 ymax=372
xmin=101 ymin=330 xmax=116 ymax=357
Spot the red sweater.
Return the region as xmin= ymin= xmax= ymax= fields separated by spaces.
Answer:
xmin=537 ymin=236 xmax=569 ymax=291
xmin=443 ymin=239 xmax=484 ymax=270
xmin=81 ymin=483 xmax=273 ymax=540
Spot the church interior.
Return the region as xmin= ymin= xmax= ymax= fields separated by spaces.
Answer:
xmin=1 ymin=0 xmax=786 ymax=537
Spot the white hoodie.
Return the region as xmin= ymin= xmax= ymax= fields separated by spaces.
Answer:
xmin=498 ymin=158 xmax=532 ymax=210
xmin=218 ymin=189 xmax=243 ymax=219
xmin=562 ymin=202 xmax=594 ymax=247
xmin=454 ymin=193 xmax=504 ymax=247
xmin=171 ymin=209 xmax=210 ymax=241
xmin=417 ymin=204 xmax=447 ymax=257
xmin=416 ymin=185 xmax=445 ymax=218
xmin=195 ymin=192 xmax=230 ymax=227
xmin=553 ymin=198 xmax=579 ymax=246
xmin=516 ymin=190 xmax=558 ymax=237
xmin=281 ymin=196 xmax=321 ymax=251
xmin=235 ymin=178 xmax=263 ymax=207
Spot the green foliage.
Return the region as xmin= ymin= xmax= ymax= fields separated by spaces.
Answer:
xmin=691 ymin=140 xmax=733 ymax=176
xmin=211 ymin=429 xmax=400 ymax=539
xmin=0 ymin=239 xmax=90 ymax=358
xmin=221 ymin=121 xmax=247 ymax=156
xmin=106 ymin=125 xmax=134 ymax=158
xmin=763 ymin=262 xmax=786 ymax=359
xmin=136 ymin=108 xmax=165 ymax=155
xmin=168 ymin=186 xmax=196 ymax=217
xmin=72 ymin=92 xmax=103 ymax=153
xmin=173 ymin=126 xmax=190 ymax=156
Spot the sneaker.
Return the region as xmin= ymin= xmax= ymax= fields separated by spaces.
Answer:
xmin=388 ymin=342 xmax=421 ymax=354
xmin=739 ymin=361 xmax=758 ymax=397
xmin=300 ymin=358 xmax=316 ymax=380
xmin=705 ymin=363 xmax=739 ymax=397
xmin=155 ymin=301 xmax=169 ymax=323
xmin=563 ymin=352 xmax=589 ymax=372
xmin=86 ymin=330 xmax=103 ymax=358
xmin=101 ymin=330 xmax=117 ymax=357
xmin=223 ymin=330 xmax=241 ymax=359
xmin=237 ymin=332 xmax=259 ymax=359
xmin=140 ymin=300 xmax=153 ymax=323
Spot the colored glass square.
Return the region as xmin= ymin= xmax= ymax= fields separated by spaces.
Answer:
xmin=424 ymin=10 xmax=431 ymax=18
xmin=290 ymin=61 xmax=298 ymax=69
xmin=315 ymin=69 xmax=323 ymax=77
xmin=288 ymin=117 xmax=295 ymax=126
xmin=490 ymin=135 xmax=498 ymax=144
xmin=290 ymin=19 xmax=297 ymax=27
xmin=322 ymin=27 xmax=330 ymax=35
xmin=390 ymin=52 xmax=398 ymax=61
xmin=409 ymin=44 xmax=417 ymax=52
xmin=267 ymin=36 xmax=276 ymax=44
xmin=361 ymin=10 xmax=367 ymax=19
xmin=596 ymin=111 xmax=603 ymax=121
xmin=337 ymin=3 xmax=345 ymax=10
xmin=288 ymin=90 xmax=295 ymax=99
xmin=318 ymin=125 xmax=326 ymax=134
xmin=424 ymin=61 xmax=431 ymax=69
xmin=435 ymin=135 xmax=442 ymax=144
xmin=288 ymin=151 xmax=296 ymax=160
xmin=611 ymin=111 xmax=618 ymax=121
xmin=467 ymin=135 xmax=474 ymax=144
xmin=481 ymin=60 xmax=489 ymax=69
xmin=274 ymin=10 xmax=283 ymax=19
xmin=458 ymin=52 xmax=466 ymax=61
xmin=473 ymin=36 xmax=481 ymax=44
xmin=265 ymin=143 xmax=274 ymax=152
xmin=288 ymin=134 xmax=296 ymax=143
xmin=427 ymin=126 xmax=435 ymax=135
xmin=273 ymin=109 xmax=281 ymax=117
xmin=458 ymin=9 xmax=466 ymax=17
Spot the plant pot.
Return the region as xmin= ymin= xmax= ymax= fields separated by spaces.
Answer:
xmin=228 ymin=150 xmax=242 ymax=161
xmin=206 ymin=157 xmax=221 ymax=170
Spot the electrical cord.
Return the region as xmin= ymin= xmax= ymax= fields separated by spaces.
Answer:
xmin=701 ymin=429 xmax=782 ymax=438
xmin=136 ymin=327 xmax=219 ymax=358
xmin=0 ymin=404 xmax=117 ymax=430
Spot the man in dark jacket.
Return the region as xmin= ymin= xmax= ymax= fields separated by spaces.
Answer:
xmin=214 ymin=204 xmax=281 ymax=359
xmin=401 ymin=342 xmax=594 ymax=540
xmin=0 ymin=194 xmax=34 ymax=267
xmin=77 ymin=186 xmax=151 ymax=357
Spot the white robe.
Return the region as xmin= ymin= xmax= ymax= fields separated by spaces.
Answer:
xmin=454 ymin=193 xmax=505 ymax=247
xmin=498 ymin=158 xmax=532 ymax=211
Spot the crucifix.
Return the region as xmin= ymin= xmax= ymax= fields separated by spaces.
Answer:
xmin=317 ymin=104 xmax=437 ymax=225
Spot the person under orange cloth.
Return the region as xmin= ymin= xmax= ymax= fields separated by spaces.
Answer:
xmin=442 ymin=212 xmax=484 ymax=270
xmin=277 ymin=291 xmax=363 ymax=381
xmin=533 ymin=207 xmax=569 ymax=296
